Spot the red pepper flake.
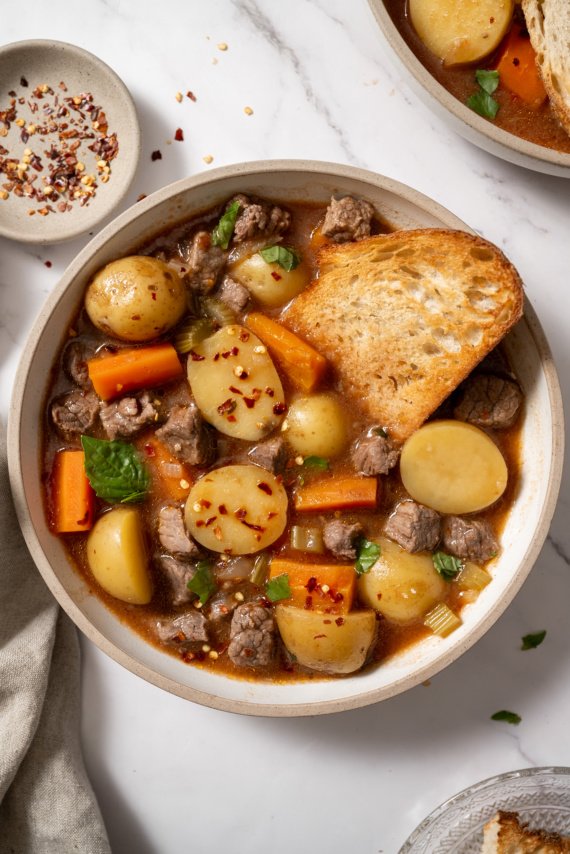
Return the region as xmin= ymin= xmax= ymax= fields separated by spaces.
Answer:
xmin=217 ymin=398 xmax=237 ymax=415
xmin=271 ymin=271 xmax=282 ymax=281
xmin=305 ymin=596 xmax=313 ymax=610
xmin=273 ymin=402 xmax=287 ymax=415
xmin=229 ymin=385 xmax=243 ymax=395
xmin=181 ymin=650 xmax=195 ymax=662
xmin=199 ymin=499 xmax=212 ymax=509
xmin=151 ymin=292 xmax=157 ymax=300
xmin=267 ymin=511 xmax=277 ymax=519
xmin=44 ymin=260 xmax=52 ymax=268
xmin=213 ymin=526 xmax=223 ymax=541
xmin=143 ymin=443 xmax=156 ymax=457
xmin=151 ymin=149 xmax=162 ymax=161
xmin=335 ymin=617 xmax=345 ymax=626
xmin=323 ymin=619 xmax=332 ymax=625
xmin=251 ymin=388 xmax=262 ymax=400
xmin=241 ymin=519 xmax=265 ymax=532
xmin=243 ymin=397 xmax=255 ymax=408
xmin=186 ymin=91 xmax=197 ymax=102
xmin=235 ymin=508 xmax=247 ymax=520
xmin=227 ymin=414 xmax=237 ymax=422
xmin=204 ymin=516 xmax=217 ymax=527
xmin=20 ymin=76 xmax=28 ymax=88
xmin=257 ymin=482 xmax=272 ymax=495
xmin=332 ymin=591 xmax=344 ymax=603
xmin=239 ymin=330 xmax=250 ymax=342
xmin=306 ymin=577 xmax=318 ymax=593
xmin=313 ymin=634 xmax=327 ymax=639
xmin=190 ymin=349 xmax=206 ymax=361
xmin=265 ymin=387 xmax=275 ymax=397
xmin=218 ymin=504 xmax=227 ymax=515
xmin=213 ymin=352 xmax=220 ymax=361
xmin=196 ymin=520 xmax=205 ymax=528
xmin=136 ymin=194 xmax=147 ymax=202
xmin=234 ymin=367 xmax=249 ymax=379
xmin=174 ymin=127 xmax=184 ymax=142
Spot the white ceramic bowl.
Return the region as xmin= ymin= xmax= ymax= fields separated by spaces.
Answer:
xmin=367 ymin=2 xmax=570 ymax=178
xmin=7 ymin=161 xmax=564 ymax=716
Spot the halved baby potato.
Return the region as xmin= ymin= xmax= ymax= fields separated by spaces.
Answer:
xmin=87 ymin=507 xmax=152 ymax=604
xmin=409 ymin=0 xmax=514 ymax=66
xmin=285 ymin=393 xmax=348 ymax=458
xmin=358 ymin=537 xmax=446 ymax=625
xmin=400 ymin=420 xmax=508 ymax=514
xmin=185 ymin=464 xmax=288 ymax=554
xmin=230 ymin=252 xmax=309 ymax=307
xmin=275 ymin=606 xmax=377 ymax=674
xmin=187 ymin=325 xmax=286 ymax=441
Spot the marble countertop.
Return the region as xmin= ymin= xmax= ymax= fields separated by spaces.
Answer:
xmin=1 ymin=1 xmax=569 ymax=851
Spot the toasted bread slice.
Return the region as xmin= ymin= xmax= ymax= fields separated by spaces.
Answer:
xmin=482 ymin=810 xmax=570 ymax=852
xmin=283 ymin=230 xmax=523 ymax=443
xmin=522 ymin=0 xmax=570 ymax=136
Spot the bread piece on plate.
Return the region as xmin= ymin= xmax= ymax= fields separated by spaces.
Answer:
xmin=482 ymin=810 xmax=570 ymax=852
xmin=283 ymin=229 xmax=523 ymax=444
xmin=522 ymin=0 xmax=570 ymax=136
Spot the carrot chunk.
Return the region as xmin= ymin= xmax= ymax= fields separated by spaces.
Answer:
xmin=87 ymin=343 xmax=183 ymax=401
xmin=269 ymin=558 xmax=355 ymax=613
xmin=294 ymin=476 xmax=378 ymax=513
xmin=245 ymin=312 xmax=327 ymax=393
xmin=138 ymin=436 xmax=193 ymax=501
xmin=51 ymin=449 xmax=95 ymax=533
xmin=496 ymin=25 xmax=547 ymax=107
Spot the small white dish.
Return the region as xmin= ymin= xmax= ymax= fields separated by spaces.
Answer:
xmin=0 ymin=39 xmax=140 ymax=244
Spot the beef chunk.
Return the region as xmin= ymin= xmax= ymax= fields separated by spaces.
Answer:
xmin=230 ymin=194 xmax=291 ymax=243
xmin=184 ymin=230 xmax=226 ymax=293
xmin=323 ymin=520 xmax=364 ymax=560
xmin=352 ymin=432 xmax=399 ymax=476
xmin=453 ymin=374 xmax=522 ymax=429
xmin=248 ymin=436 xmax=288 ymax=473
xmin=321 ymin=196 xmax=374 ymax=243
xmin=442 ymin=516 xmax=498 ymax=562
xmin=156 ymin=403 xmax=216 ymax=466
xmin=217 ymin=275 xmax=250 ymax=314
xmin=157 ymin=611 xmax=208 ymax=646
xmin=384 ymin=501 xmax=440 ymax=553
xmin=100 ymin=392 xmax=158 ymax=440
xmin=63 ymin=339 xmax=92 ymax=387
xmin=228 ymin=601 xmax=274 ymax=668
xmin=157 ymin=555 xmax=195 ymax=607
xmin=158 ymin=506 xmax=200 ymax=558
xmin=50 ymin=389 xmax=99 ymax=435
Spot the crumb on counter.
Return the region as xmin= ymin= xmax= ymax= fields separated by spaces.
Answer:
xmin=217 ymin=42 xmax=228 ymax=51
xmin=202 ymin=155 xmax=214 ymax=164
xmin=244 ymin=106 xmax=254 ymax=116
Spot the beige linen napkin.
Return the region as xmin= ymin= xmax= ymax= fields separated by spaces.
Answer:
xmin=0 ymin=421 xmax=110 ymax=854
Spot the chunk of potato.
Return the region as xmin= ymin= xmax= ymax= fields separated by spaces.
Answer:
xmin=409 ymin=0 xmax=514 ymax=66
xmin=85 ymin=256 xmax=186 ymax=342
xmin=230 ymin=252 xmax=309 ymax=307
xmin=400 ymin=420 xmax=508 ymax=514
xmin=275 ymin=606 xmax=377 ymax=674
xmin=185 ymin=465 xmax=288 ymax=554
xmin=187 ymin=325 xmax=285 ymax=441
xmin=285 ymin=394 xmax=348 ymax=458
xmin=358 ymin=537 xmax=447 ymax=625
xmin=86 ymin=507 xmax=152 ymax=604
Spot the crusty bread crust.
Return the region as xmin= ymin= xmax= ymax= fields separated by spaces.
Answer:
xmin=283 ymin=230 xmax=523 ymax=443
xmin=522 ymin=0 xmax=570 ymax=136
xmin=483 ymin=810 xmax=570 ymax=852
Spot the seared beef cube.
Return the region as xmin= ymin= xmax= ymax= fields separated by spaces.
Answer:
xmin=158 ymin=505 xmax=200 ymax=558
xmin=63 ymin=339 xmax=92 ymax=388
xmin=442 ymin=516 xmax=498 ymax=562
xmin=352 ymin=433 xmax=399 ymax=476
xmin=100 ymin=392 xmax=158 ymax=440
xmin=230 ymin=194 xmax=291 ymax=244
xmin=157 ymin=611 xmax=208 ymax=646
xmin=217 ymin=275 xmax=250 ymax=314
xmin=156 ymin=403 xmax=216 ymax=466
xmin=51 ymin=389 xmax=99 ymax=435
xmin=157 ymin=555 xmax=195 ymax=607
xmin=248 ymin=436 xmax=288 ymax=473
xmin=228 ymin=602 xmax=274 ymax=668
xmin=322 ymin=196 xmax=374 ymax=243
xmin=384 ymin=501 xmax=440 ymax=553
xmin=453 ymin=374 xmax=522 ymax=429
xmin=323 ymin=520 xmax=364 ymax=560
xmin=184 ymin=230 xmax=226 ymax=293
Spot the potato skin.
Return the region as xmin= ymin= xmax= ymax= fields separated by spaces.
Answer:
xmin=86 ymin=507 xmax=152 ymax=604
xmin=85 ymin=256 xmax=187 ymax=342
xmin=358 ymin=537 xmax=446 ymax=625
xmin=275 ymin=606 xmax=376 ymax=674
xmin=285 ymin=394 xmax=348 ymax=458
xmin=230 ymin=252 xmax=309 ymax=307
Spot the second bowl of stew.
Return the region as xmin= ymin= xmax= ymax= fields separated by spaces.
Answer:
xmin=8 ymin=160 xmax=564 ymax=715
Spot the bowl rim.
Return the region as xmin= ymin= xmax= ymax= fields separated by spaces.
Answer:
xmin=7 ymin=159 xmax=566 ymax=716
xmin=399 ymin=766 xmax=570 ymax=852
xmin=367 ymin=1 xmax=570 ymax=174
xmin=0 ymin=38 xmax=141 ymax=244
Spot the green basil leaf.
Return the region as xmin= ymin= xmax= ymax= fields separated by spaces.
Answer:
xmin=467 ymin=90 xmax=500 ymax=119
xmin=187 ymin=560 xmax=217 ymax=605
xmin=302 ymin=456 xmax=330 ymax=471
xmin=265 ymin=573 xmax=291 ymax=602
xmin=355 ymin=538 xmax=381 ymax=575
xmin=475 ymin=69 xmax=500 ymax=94
xmin=81 ymin=436 xmax=150 ymax=503
xmin=432 ymin=551 xmax=463 ymax=581
xmin=491 ymin=710 xmax=521 ymax=725
xmin=211 ymin=200 xmax=240 ymax=249
xmin=259 ymin=245 xmax=301 ymax=272
xmin=521 ymin=630 xmax=546 ymax=651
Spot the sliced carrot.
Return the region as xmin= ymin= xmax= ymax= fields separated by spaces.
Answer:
xmin=87 ymin=343 xmax=183 ymax=401
xmin=139 ymin=436 xmax=193 ymax=501
xmin=496 ymin=24 xmax=547 ymax=107
xmin=51 ymin=449 xmax=95 ymax=533
xmin=245 ymin=312 xmax=327 ymax=393
xmin=270 ymin=558 xmax=355 ymax=614
xmin=294 ymin=476 xmax=378 ymax=513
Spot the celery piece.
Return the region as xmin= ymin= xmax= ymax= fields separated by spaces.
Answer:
xmin=423 ymin=603 xmax=462 ymax=637
xmin=290 ymin=525 xmax=325 ymax=554
xmin=456 ymin=562 xmax=491 ymax=592
xmin=250 ymin=552 xmax=271 ymax=586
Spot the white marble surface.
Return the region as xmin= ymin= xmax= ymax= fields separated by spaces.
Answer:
xmin=1 ymin=1 xmax=569 ymax=851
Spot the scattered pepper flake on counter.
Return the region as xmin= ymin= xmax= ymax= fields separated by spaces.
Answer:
xmin=186 ymin=91 xmax=197 ymax=102
xmin=44 ymin=260 xmax=52 ymax=268
xmin=151 ymin=150 xmax=162 ymax=161
xmin=174 ymin=128 xmax=184 ymax=142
